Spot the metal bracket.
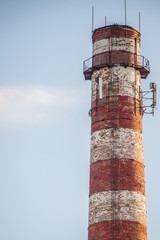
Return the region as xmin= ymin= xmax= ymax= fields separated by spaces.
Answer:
xmin=141 ymin=82 xmax=157 ymax=116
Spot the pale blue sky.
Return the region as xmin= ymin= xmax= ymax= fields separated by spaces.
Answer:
xmin=0 ymin=0 xmax=160 ymax=239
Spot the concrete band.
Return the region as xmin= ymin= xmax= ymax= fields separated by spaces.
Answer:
xmin=90 ymin=128 xmax=143 ymax=164
xmin=91 ymin=66 xmax=141 ymax=102
xmin=88 ymin=221 xmax=147 ymax=240
xmin=89 ymin=190 xmax=147 ymax=226
xmin=89 ymin=159 xmax=145 ymax=195
xmin=93 ymin=37 xmax=140 ymax=55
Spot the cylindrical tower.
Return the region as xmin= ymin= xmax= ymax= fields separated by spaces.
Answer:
xmin=83 ymin=25 xmax=150 ymax=240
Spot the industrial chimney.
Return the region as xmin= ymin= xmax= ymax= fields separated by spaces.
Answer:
xmin=83 ymin=24 xmax=156 ymax=240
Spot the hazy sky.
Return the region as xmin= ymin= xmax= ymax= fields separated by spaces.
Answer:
xmin=0 ymin=0 xmax=160 ymax=239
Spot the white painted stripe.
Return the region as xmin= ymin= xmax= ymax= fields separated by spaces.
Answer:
xmin=93 ymin=37 xmax=140 ymax=55
xmin=90 ymin=128 xmax=143 ymax=164
xmin=91 ymin=66 xmax=141 ymax=102
xmin=89 ymin=190 xmax=147 ymax=226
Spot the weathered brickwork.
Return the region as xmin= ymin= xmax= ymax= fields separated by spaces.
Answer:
xmin=91 ymin=96 xmax=142 ymax=133
xmin=92 ymin=51 xmax=141 ymax=70
xmin=91 ymin=67 xmax=141 ymax=103
xmin=87 ymin=25 xmax=148 ymax=240
xmin=89 ymin=190 xmax=147 ymax=226
xmin=90 ymin=128 xmax=144 ymax=164
xmin=88 ymin=221 xmax=147 ymax=240
xmin=92 ymin=25 xmax=140 ymax=43
xmin=93 ymin=37 xmax=140 ymax=55
xmin=89 ymin=159 xmax=145 ymax=195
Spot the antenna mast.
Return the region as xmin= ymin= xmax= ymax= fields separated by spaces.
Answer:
xmin=139 ymin=12 xmax=141 ymax=32
xmin=105 ymin=16 xmax=107 ymax=26
xmin=124 ymin=0 xmax=127 ymax=25
xmin=92 ymin=6 xmax=94 ymax=32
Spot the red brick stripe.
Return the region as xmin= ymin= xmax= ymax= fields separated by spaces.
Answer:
xmin=92 ymin=50 xmax=140 ymax=70
xmin=92 ymin=25 xmax=140 ymax=43
xmin=89 ymin=159 xmax=145 ymax=195
xmin=91 ymin=96 xmax=142 ymax=134
xmin=88 ymin=221 xmax=147 ymax=240
xmin=91 ymin=118 xmax=142 ymax=134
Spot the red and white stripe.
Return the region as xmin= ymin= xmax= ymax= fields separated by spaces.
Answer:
xmin=88 ymin=25 xmax=147 ymax=240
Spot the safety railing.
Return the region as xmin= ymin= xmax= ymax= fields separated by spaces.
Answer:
xmin=83 ymin=53 xmax=150 ymax=79
xmin=83 ymin=57 xmax=92 ymax=73
xmin=140 ymin=55 xmax=150 ymax=72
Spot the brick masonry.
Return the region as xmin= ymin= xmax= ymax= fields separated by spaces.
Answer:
xmin=90 ymin=128 xmax=144 ymax=164
xmin=92 ymin=51 xmax=141 ymax=70
xmin=92 ymin=25 xmax=140 ymax=43
xmin=87 ymin=25 xmax=148 ymax=240
xmin=88 ymin=221 xmax=147 ymax=240
xmin=89 ymin=190 xmax=147 ymax=226
xmin=93 ymin=37 xmax=140 ymax=55
xmin=91 ymin=96 xmax=142 ymax=133
xmin=89 ymin=159 xmax=145 ymax=195
xmin=91 ymin=67 xmax=141 ymax=103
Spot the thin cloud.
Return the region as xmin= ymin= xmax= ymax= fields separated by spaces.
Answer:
xmin=0 ymin=86 xmax=85 ymax=126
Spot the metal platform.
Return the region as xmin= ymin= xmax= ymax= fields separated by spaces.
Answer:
xmin=83 ymin=53 xmax=150 ymax=80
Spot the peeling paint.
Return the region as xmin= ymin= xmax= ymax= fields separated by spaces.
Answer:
xmin=87 ymin=25 xmax=147 ymax=240
xmin=89 ymin=190 xmax=147 ymax=226
xmin=93 ymin=38 xmax=140 ymax=55
xmin=90 ymin=128 xmax=143 ymax=164
xmin=91 ymin=66 xmax=141 ymax=103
